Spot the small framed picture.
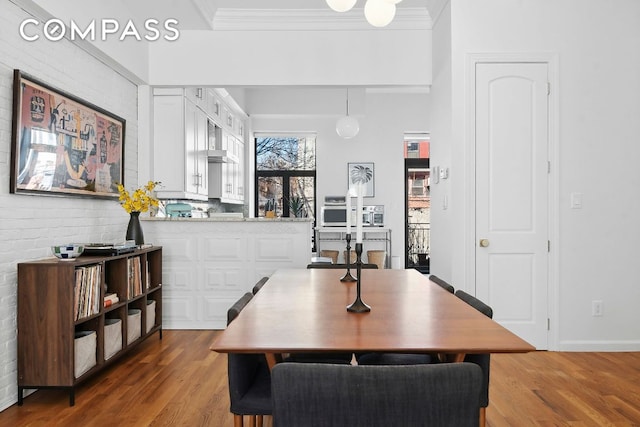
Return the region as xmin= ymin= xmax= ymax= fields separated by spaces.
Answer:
xmin=348 ymin=162 xmax=374 ymax=197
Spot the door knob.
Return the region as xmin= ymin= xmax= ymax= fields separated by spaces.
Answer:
xmin=479 ymin=239 xmax=490 ymax=248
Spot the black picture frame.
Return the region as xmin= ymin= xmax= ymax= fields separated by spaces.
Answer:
xmin=10 ymin=69 xmax=125 ymax=198
xmin=348 ymin=162 xmax=375 ymax=197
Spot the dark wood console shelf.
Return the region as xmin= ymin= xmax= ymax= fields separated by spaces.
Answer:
xmin=17 ymin=246 xmax=163 ymax=406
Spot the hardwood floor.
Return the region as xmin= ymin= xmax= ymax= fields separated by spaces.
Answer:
xmin=1 ymin=330 xmax=639 ymax=426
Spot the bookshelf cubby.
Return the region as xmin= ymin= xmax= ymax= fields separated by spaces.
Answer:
xmin=17 ymin=246 xmax=162 ymax=406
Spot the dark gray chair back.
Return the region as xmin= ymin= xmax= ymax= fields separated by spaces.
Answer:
xmin=227 ymin=292 xmax=254 ymax=326
xmin=252 ymin=277 xmax=269 ymax=294
xmin=455 ymin=290 xmax=493 ymax=318
xmin=226 ymin=292 xmax=272 ymax=424
xmin=272 ymin=363 xmax=482 ymax=427
xmin=429 ymin=274 xmax=454 ymax=293
xmin=454 ymin=290 xmax=493 ymax=410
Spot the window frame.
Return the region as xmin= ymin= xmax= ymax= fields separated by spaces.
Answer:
xmin=254 ymin=134 xmax=317 ymax=220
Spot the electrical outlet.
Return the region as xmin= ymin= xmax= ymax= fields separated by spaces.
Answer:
xmin=592 ymin=300 xmax=603 ymax=317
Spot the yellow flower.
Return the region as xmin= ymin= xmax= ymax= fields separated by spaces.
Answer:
xmin=117 ymin=181 xmax=161 ymax=214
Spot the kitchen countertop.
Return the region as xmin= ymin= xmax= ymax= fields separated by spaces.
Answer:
xmin=142 ymin=216 xmax=314 ymax=222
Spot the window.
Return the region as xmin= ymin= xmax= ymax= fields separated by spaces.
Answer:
xmin=404 ymin=134 xmax=430 ymax=272
xmin=255 ymin=134 xmax=316 ymax=221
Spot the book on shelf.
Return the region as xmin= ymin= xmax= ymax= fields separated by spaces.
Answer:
xmin=127 ymin=257 xmax=143 ymax=299
xmin=73 ymin=264 xmax=102 ymax=320
xmin=104 ymin=293 xmax=119 ymax=307
xmin=146 ymin=262 xmax=151 ymax=290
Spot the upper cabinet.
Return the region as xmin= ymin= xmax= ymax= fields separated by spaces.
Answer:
xmin=209 ymin=128 xmax=244 ymax=204
xmin=153 ymin=87 xmax=247 ymax=202
xmin=153 ymin=88 xmax=208 ymax=201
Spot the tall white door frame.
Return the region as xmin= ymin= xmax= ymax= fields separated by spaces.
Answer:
xmin=464 ymin=53 xmax=560 ymax=350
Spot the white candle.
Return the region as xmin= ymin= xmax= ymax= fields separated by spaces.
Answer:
xmin=356 ymin=182 xmax=364 ymax=243
xmin=346 ymin=188 xmax=352 ymax=234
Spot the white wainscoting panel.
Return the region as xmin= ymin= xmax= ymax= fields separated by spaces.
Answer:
xmin=143 ymin=218 xmax=313 ymax=329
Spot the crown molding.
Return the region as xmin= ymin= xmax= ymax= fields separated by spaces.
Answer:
xmin=424 ymin=0 xmax=449 ymax=25
xmin=213 ymin=8 xmax=432 ymax=31
xmin=191 ymin=0 xmax=217 ymax=30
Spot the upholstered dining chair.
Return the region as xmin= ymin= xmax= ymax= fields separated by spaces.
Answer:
xmin=271 ymin=362 xmax=482 ymax=427
xmin=354 ymin=277 xmax=451 ymax=366
xmin=251 ymin=276 xmax=269 ymax=295
xmin=227 ymin=292 xmax=272 ymax=427
xmin=357 ymin=273 xmax=443 ymax=365
xmin=429 ymin=274 xmax=455 ymax=293
xmin=454 ymin=289 xmax=493 ymax=427
xmin=356 ymin=352 xmax=434 ymax=365
xmin=227 ymin=292 xmax=253 ymax=325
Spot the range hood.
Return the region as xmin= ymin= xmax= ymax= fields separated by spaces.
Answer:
xmin=207 ymin=149 xmax=239 ymax=164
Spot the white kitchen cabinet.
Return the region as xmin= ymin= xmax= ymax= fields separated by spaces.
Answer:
xmin=235 ymin=136 xmax=244 ymax=200
xmin=206 ymin=89 xmax=222 ymax=123
xmin=185 ymin=87 xmax=208 ymax=111
xmin=208 ymin=129 xmax=244 ymax=204
xmin=153 ymin=89 xmax=208 ymax=201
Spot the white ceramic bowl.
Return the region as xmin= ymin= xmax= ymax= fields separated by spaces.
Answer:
xmin=51 ymin=244 xmax=84 ymax=260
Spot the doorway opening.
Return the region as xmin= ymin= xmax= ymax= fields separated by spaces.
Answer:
xmin=404 ymin=134 xmax=430 ymax=273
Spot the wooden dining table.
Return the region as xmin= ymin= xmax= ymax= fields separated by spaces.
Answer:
xmin=210 ymin=268 xmax=535 ymax=368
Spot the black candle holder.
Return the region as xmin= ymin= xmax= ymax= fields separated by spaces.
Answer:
xmin=347 ymin=243 xmax=371 ymax=313
xmin=340 ymin=233 xmax=356 ymax=282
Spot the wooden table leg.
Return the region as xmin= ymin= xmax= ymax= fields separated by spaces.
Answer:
xmin=438 ymin=353 xmax=467 ymax=363
xmin=451 ymin=353 xmax=466 ymax=363
xmin=265 ymin=353 xmax=282 ymax=370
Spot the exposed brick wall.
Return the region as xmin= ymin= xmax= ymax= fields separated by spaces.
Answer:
xmin=0 ymin=1 xmax=139 ymax=410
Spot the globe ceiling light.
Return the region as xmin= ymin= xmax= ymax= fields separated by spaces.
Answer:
xmin=336 ymin=115 xmax=360 ymax=139
xmin=336 ymin=89 xmax=360 ymax=139
xmin=382 ymin=0 xmax=403 ymax=4
xmin=326 ymin=0 xmax=358 ymax=13
xmin=364 ymin=0 xmax=396 ymax=27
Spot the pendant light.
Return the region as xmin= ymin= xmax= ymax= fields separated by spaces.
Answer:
xmin=364 ymin=0 xmax=396 ymax=27
xmin=336 ymin=89 xmax=360 ymax=139
xmin=326 ymin=0 xmax=358 ymax=12
xmin=326 ymin=0 xmax=402 ymax=27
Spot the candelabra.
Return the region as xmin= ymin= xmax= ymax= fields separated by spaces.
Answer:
xmin=340 ymin=233 xmax=356 ymax=282
xmin=347 ymin=243 xmax=371 ymax=313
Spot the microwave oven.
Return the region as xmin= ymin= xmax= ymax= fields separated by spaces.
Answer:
xmin=320 ymin=205 xmax=384 ymax=227
xmin=320 ymin=206 xmax=354 ymax=227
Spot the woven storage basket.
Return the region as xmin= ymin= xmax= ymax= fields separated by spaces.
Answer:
xmin=74 ymin=331 xmax=96 ymax=378
xmin=367 ymin=250 xmax=386 ymax=269
xmin=319 ymin=250 xmax=338 ymax=264
xmin=146 ymin=300 xmax=156 ymax=333
xmin=127 ymin=309 xmax=141 ymax=343
xmin=104 ymin=318 xmax=122 ymax=360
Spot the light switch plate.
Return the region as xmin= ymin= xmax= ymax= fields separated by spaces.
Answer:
xmin=570 ymin=192 xmax=583 ymax=209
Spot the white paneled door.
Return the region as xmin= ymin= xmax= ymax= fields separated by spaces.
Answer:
xmin=475 ymin=62 xmax=549 ymax=349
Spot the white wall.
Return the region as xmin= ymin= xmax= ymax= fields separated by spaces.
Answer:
xmin=148 ymin=28 xmax=431 ymax=87
xmin=427 ymin=2 xmax=453 ymax=282
xmin=29 ymin=0 xmax=150 ymax=82
xmin=0 ymin=1 xmax=139 ymax=410
xmin=249 ymin=89 xmax=431 ymax=261
xmin=436 ymin=0 xmax=640 ymax=350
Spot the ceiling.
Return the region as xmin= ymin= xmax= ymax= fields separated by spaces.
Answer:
xmin=125 ymin=0 xmax=431 ymax=31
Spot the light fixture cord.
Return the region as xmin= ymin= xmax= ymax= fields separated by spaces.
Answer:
xmin=346 ymin=88 xmax=350 ymax=116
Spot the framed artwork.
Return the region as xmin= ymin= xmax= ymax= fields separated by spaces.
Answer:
xmin=10 ymin=69 xmax=125 ymax=198
xmin=348 ymin=162 xmax=375 ymax=197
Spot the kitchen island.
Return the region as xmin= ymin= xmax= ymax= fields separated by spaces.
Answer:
xmin=142 ymin=217 xmax=313 ymax=329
